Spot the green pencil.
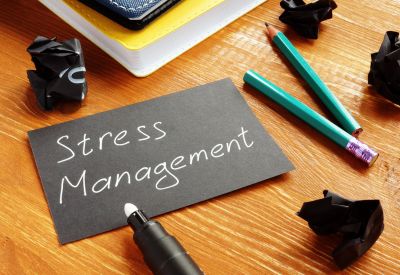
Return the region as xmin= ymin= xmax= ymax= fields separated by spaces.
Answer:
xmin=265 ymin=23 xmax=362 ymax=137
xmin=243 ymin=70 xmax=378 ymax=166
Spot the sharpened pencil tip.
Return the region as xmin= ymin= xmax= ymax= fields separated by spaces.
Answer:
xmin=124 ymin=203 xmax=138 ymax=217
xmin=264 ymin=23 xmax=279 ymax=39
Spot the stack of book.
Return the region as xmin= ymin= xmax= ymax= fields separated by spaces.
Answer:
xmin=39 ymin=0 xmax=266 ymax=77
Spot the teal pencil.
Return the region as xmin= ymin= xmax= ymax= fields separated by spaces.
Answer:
xmin=243 ymin=70 xmax=378 ymax=166
xmin=265 ymin=23 xmax=362 ymax=137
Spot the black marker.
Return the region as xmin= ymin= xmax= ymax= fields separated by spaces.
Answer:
xmin=124 ymin=203 xmax=203 ymax=275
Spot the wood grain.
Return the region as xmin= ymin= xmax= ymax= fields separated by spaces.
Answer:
xmin=1 ymin=0 xmax=399 ymax=274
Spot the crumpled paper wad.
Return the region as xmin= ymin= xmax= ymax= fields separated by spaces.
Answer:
xmin=298 ymin=190 xmax=384 ymax=269
xmin=368 ymin=31 xmax=400 ymax=105
xmin=27 ymin=36 xmax=87 ymax=110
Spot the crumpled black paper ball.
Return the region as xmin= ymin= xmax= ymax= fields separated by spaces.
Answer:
xmin=298 ymin=190 xmax=384 ymax=269
xmin=368 ymin=31 xmax=400 ymax=105
xmin=27 ymin=36 xmax=87 ymax=110
xmin=279 ymin=0 xmax=337 ymax=39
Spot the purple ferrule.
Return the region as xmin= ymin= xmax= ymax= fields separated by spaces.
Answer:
xmin=345 ymin=137 xmax=378 ymax=166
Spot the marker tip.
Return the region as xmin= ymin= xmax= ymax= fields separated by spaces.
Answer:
xmin=124 ymin=203 xmax=138 ymax=217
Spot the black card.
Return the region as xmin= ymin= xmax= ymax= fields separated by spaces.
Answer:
xmin=29 ymin=78 xmax=294 ymax=244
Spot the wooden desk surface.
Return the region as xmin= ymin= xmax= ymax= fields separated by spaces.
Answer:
xmin=1 ymin=0 xmax=399 ymax=274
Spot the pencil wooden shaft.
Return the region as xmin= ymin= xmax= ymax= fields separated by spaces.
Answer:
xmin=244 ymin=70 xmax=350 ymax=147
xmin=270 ymin=29 xmax=362 ymax=136
xmin=243 ymin=70 xmax=378 ymax=166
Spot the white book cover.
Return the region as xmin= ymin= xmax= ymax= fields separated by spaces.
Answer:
xmin=39 ymin=0 xmax=266 ymax=77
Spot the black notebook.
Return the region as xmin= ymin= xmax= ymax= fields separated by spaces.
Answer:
xmin=79 ymin=0 xmax=182 ymax=30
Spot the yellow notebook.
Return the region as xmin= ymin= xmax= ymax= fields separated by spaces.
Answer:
xmin=64 ymin=0 xmax=224 ymax=50
xmin=40 ymin=0 xmax=266 ymax=76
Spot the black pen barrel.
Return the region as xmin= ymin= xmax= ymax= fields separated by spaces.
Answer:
xmin=134 ymin=220 xmax=203 ymax=275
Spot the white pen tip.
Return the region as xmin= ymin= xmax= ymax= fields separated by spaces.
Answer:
xmin=124 ymin=203 xmax=138 ymax=217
